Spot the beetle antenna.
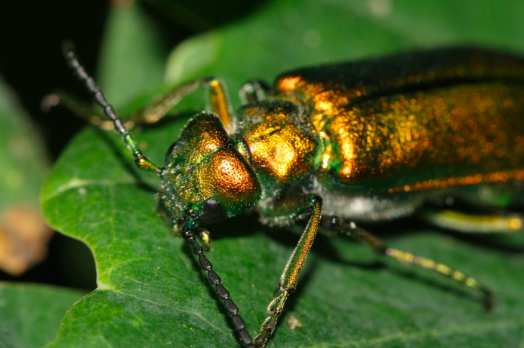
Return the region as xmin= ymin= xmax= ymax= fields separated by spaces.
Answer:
xmin=62 ymin=41 xmax=161 ymax=175
xmin=182 ymin=224 xmax=255 ymax=347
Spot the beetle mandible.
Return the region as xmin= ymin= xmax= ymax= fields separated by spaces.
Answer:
xmin=57 ymin=44 xmax=524 ymax=347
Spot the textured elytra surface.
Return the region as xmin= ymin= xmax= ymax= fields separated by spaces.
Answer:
xmin=43 ymin=0 xmax=524 ymax=347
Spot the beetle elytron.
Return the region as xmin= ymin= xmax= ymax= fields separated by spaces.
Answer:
xmin=56 ymin=44 xmax=524 ymax=347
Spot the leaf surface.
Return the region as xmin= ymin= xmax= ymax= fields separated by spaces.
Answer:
xmin=0 ymin=75 xmax=51 ymax=276
xmin=0 ymin=283 xmax=83 ymax=348
xmin=43 ymin=0 xmax=524 ymax=347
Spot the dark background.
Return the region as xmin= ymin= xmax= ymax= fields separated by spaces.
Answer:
xmin=0 ymin=0 xmax=267 ymax=291
xmin=0 ymin=0 xmax=110 ymax=290
xmin=0 ymin=0 xmax=108 ymax=158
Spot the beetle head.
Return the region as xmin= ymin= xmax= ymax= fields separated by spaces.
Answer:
xmin=159 ymin=112 xmax=261 ymax=224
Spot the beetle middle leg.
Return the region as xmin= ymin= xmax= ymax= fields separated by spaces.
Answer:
xmin=327 ymin=217 xmax=494 ymax=310
xmin=420 ymin=184 xmax=524 ymax=233
xmin=254 ymin=194 xmax=322 ymax=347
xmin=420 ymin=208 xmax=524 ymax=233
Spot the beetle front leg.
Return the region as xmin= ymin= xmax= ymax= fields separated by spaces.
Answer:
xmin=255 ymin=194 xmax=322 ymax=347
xmin=136 ymin=77 xmax=233 ymax=130
xmin=42 ymin=91 xmax=125 ymax=130
xmin=46 ymin=76 xmax=234 ymax=131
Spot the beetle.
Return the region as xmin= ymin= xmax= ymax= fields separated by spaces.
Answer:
xmin=56 ymin=44 xmax=524 ymax=347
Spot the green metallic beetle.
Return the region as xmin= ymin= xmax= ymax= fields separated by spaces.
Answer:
xmin=58 ymin=44 xmax=524 ymax=347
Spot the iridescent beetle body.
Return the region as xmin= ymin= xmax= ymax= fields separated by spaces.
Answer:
xmin=58 ymin=46 xmax=524 ymax=347
xmin=272 ymin=49 xmax=524 ymax=220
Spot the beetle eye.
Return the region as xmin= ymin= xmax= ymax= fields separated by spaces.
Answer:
xmin=199 ymin=198 xmax=226 ymax=223
xmin=165 ymin=140 xmax=180 ymax=162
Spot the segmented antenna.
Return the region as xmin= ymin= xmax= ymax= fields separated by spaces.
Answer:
xmin=182 ymin=224 xmax=255 ymax=347
xmin=62 ymin=41 xmax=161 ymax=175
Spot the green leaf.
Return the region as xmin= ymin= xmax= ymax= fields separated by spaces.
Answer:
xmin=0 ymin=283 xmax=83 ymax=348
xmin=0 ymin=75 xmax=51 ymax=276
xmin=0 ymin=75 xmax=48 ymax=213
xmin=142 ymin=0 xmax=269 ymax=31
xmin=166 ymin=0 xmax=524 ymax=104
xmin=98 ymin=1 xmax=168 ymax=108
xmin=43 ymin=0 xmax=524 ymax=347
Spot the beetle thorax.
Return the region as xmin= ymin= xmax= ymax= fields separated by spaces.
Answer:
xmin=235 ymin=101 xmax=320 ymax=195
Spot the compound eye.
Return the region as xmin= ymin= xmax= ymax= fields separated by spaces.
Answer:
xmin=165 ymin=140 xmax=180 ymax=162
xmin=199 ymin=198 xmax=226 ymax=223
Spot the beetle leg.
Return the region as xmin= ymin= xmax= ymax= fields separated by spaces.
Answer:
xmin=332 ymin=220 xmax=494 ymax=310
xmin=46 ymin=77 xmax=234 ymax=131
xmin=134 ymin=77 xmax=233 ymax=130
xmin=41 ymin=91 xmax=125 ymax=130
xmin=420 ymin=208 xmax=524 ymax=233
xmin=255 ymin=194 xmax=322 ymax=347
xmin=198 ymin=228 xmax=212 ymax=251
xmin=239 ymin=79 xmax=272 ymax=104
